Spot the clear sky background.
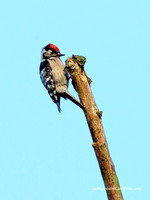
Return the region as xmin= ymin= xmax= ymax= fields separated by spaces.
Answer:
xmin=0 ymin=0 xmax=149 ymax=199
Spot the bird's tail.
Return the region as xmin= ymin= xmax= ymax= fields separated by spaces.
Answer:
xmin=63 ymin=91 xmax=84 ymax=110
xmin=56 ymin=96 xmax=61 ymax=112
xmin=56 ymin=102 xmax=61 ymax=112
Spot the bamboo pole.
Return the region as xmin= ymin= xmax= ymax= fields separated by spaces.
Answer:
xmin=65 ymin=55 xmax=123 ymax=200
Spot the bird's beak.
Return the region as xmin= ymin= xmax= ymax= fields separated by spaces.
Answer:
xmin=58 ymin=53 xmax=65 ymax=57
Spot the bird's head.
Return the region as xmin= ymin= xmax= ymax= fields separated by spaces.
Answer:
xmin=42 ymin=43 xmax=65 ymax=59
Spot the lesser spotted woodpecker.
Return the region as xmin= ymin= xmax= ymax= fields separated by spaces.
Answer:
xmin=39 ymin=43 xmax=83 ymax=112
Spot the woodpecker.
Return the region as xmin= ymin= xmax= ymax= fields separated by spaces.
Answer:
xmin=39 ymin=43 xmax=83 ymax=112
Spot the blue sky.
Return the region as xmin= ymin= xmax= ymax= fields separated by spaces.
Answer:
xmin=0 ymin=0 xmax=150 ymax=199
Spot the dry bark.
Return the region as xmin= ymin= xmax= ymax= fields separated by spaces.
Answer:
xmin=65 ymin=55 xmax=123 ymax=200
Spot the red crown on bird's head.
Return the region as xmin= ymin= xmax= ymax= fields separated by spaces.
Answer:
xmin=45 ymin=44 xmax=60 ymax=52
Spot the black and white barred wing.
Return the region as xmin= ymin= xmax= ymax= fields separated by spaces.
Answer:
xmin=39 ymin=60 xmax=61 ymax=111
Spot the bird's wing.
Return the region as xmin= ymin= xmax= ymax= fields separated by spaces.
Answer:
xmin=39 ymin=60 xmax=61 ymax=111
